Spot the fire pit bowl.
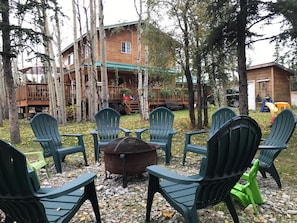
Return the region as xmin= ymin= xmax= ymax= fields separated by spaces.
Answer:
xmin=101 ymin=137 xmax=157 ymax=187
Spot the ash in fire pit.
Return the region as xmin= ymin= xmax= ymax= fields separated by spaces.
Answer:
xmin=101 ymin=137 xmax=157 ymax=187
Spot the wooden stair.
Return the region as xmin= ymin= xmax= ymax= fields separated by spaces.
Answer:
xmin=123 ymin=100 xmax=139 ymax=114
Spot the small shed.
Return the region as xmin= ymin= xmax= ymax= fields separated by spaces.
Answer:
xmin=247 ymin=62 xmax=294 ymax=111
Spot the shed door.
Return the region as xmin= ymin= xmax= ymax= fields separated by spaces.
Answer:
xmin=248 ymin=80 xmax=256 ymax=110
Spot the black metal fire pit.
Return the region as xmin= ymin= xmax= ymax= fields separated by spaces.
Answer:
xmin=101 ymin=137 xmax=157 ymax=187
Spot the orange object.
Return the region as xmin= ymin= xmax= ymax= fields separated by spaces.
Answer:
xmin=274 ymin=102 xmax=291 ymax=114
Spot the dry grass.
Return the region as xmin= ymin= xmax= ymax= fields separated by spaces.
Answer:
xmin=1 ymin=106 xmax=296 ymax=186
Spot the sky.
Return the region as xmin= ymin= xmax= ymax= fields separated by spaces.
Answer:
xmin=58 ymin=0 xmax=279 ymax=66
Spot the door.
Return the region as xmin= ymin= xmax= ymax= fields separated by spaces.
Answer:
xmin=248 ymin=80 xmax=256 ymax=110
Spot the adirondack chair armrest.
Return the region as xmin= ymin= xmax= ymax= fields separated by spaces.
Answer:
xmin=169 ymin=130 xmax=178 ymax=136
xmin=185 ymin=130 xmax=209 ymax=144
xmin=135 ymin=128 xmax=149 ymax=139
xmin=146 ymin=165 xmax=202 ymax=184
xmin=90 ymin=129 xmax=97 ymax=136
xmin=24 ymin=151 xmax=44 ymax=157
xmin=258 ymin=144 xmax=287 ymax=150
xmin=35 ymin=173 xmax=97 ymax=199
xmin=120 ymin=127 xmax=131 ymax=136
xmin=61 ymin=133 xmax=83 ymax=138
xmin=33 ymin=137 xmax=52 ymax=143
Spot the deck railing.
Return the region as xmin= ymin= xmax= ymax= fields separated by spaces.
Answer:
xmin=16 ymin=83 xmax=189 ymax=106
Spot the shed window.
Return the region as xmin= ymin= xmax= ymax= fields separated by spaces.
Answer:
xmin=121 ymin=42 xmax=131 ymax=54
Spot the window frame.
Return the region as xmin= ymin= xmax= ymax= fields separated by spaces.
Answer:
xmin=121 ymin=42 xmax=131 ymax=54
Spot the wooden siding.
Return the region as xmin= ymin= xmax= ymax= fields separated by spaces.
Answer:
xmin=247 ymin=63 xmax=292 ymax=111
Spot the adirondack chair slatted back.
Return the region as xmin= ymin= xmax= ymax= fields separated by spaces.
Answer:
xmin=196 ymin=116 xmax=261 ymax=208
xmin=95 ymin=108 xmax=121 ymax=142
xmin=209 ymin=107 xmax=237 ymax=137
xmin=30 ymin=113 xmax=62 ymax=157
xmin=0 ymin=140 xmax=48 ymax=221
xmin=149 ymin=107 xmax=174 ymax=142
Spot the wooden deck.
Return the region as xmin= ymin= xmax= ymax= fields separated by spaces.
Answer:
xmin=16 ymin=83 xmax=189 ymax=118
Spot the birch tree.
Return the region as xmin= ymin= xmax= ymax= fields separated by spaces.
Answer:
xmin=53 ymin=0 xmax=66 ymax=124
xmin=98 ymin=0 xmax=108 ymax=108
xmin=72 ymin=0 xmax=82 ymax=122
xmin=135 ymin=0 xmax=149 ymax=120
xmin=88 ymin=0 xmax=99 ymax=121
xmin=76 ymin=1 xmax=87 ymax=121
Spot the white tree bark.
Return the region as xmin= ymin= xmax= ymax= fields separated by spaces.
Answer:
xmin=98 ymin=0 xmax=109 ymax=108
xmin=72 ymin=0 xmax=82 ymax=122
xmin=54 ymin=0 xmax=66 ymax=124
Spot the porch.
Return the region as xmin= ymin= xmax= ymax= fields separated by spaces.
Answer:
xmin=16 ymin=83 xmax=190 ymax=118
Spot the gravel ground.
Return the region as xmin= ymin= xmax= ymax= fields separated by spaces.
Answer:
xmin=2 ymin=151 xmax=297 ymax=223
xmin=35 ymin=150 xmax=297 ymax=223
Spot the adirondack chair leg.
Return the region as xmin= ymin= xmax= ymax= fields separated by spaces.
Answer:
xmin=79 ymin=138 xmax=89 ymax=166
xmin=182 ymin=151 xmax=187 ymax=166
xmin=85 ymin=181 xmax=102 ymax=223
xmin=182 ymin=209 xmax=199 ymax=223
xmin=82 ymin=150 xmax=88 ymax=166
xmin=262 ymin=164 xmax=282 ymax=189
xmin=165 ymin=148 xmax=171 ymax=165
xmin=53 ymin=154 xmax=63 ymax=174
xmin=225 ymin=195 xmax=239 ymax=223
xmin=146 ymin=174 xmax=159 ymax=222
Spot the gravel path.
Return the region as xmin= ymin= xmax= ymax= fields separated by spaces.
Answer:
xmin=34 ymin=151 xmax=297 ymax=223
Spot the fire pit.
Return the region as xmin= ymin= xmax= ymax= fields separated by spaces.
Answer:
xmin=101 ymin=137 xmax=158 ymax=187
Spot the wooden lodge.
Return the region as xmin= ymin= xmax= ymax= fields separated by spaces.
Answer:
xmin=16 ymin=21 xmax=190 ymax=118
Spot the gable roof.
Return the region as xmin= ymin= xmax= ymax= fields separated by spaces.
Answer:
xmin=247 ymin=62 xmax=296 ymax=76
xmin=62 ymin=21 xmax=139 ymax=54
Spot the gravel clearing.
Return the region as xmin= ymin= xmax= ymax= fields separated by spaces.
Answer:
xmin=3 ymin=151 xmax=297 ymax=223
xmin=42 ymin=151 xmax=297 ymax=223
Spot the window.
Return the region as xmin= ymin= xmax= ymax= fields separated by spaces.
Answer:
xmin=121 ymin=42 xmax=131 ymax=54
xmin=67 ymin=53 xmax=74 ymax=65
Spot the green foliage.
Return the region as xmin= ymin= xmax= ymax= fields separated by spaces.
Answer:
xmin=120 ymin=88 xmax=132 ymax=96
xmin=66 ymin=105 xmax=77 ymax=121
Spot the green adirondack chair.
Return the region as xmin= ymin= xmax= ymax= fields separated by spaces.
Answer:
xmin=136 ymin=107 xmax=177 ymax=165
xmin=145 ymin=115 xmax=261 ymax=223
xmin=182 ymin=107 xmax=237 ymax=165
xmin=90 ymin=108 xmax=131 ymax=162
xmin=0 ymin=139 xmax=101 ymax=223
xmin=25 ymin=151 xmax=50 ymax=177
xmin=257 ymin=109 xmax=297 ymax=189
xmin=30 ymin=112 xmax=88 ymax=173
xmin=231 ymin=159 xmax=264 ymax=213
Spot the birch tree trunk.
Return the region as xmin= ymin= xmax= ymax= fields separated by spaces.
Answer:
xmin=98 ymin=0 xmax=109 ymax=108
xmin=72 ymin=0 xmax=82 ymax=122
xmin=77 ymin=1 xmax=87 ymax=121
xmin=135 ymin=0 xmax=145 ymax=119
xmin=143 ymin=45 xmax=149 ymax=120
xmin=40 ymin=1 xmax=61 ymax=120
xmin=54 ymin=0 xmax=66 ymax=124
xmin=89 ymin=0 xmax=99 ymax=121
